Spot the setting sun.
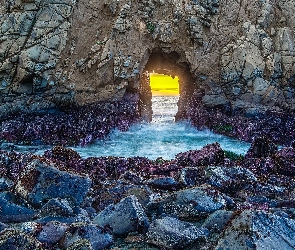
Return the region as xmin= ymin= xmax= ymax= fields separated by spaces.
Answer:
xmin=150 ymin=73 xmax=179 ymax=96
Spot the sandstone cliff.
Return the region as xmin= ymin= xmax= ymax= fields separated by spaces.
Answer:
xmin=1 ymin=0 xmax=295 ymax=119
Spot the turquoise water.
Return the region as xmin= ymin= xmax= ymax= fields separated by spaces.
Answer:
xmin=71 ymin=96 xmax=250 ymax=160
xmin=2 ymin=96 xmax=250 ymax=159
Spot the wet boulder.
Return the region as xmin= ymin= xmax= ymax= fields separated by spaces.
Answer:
xmin=93 ymin=195 xmax=149 ymax=236
xmin=205 ymin=166 xmax=257 ymax=194
xmin=147 ymin=216 xmax=209 ymax=249
xmin=0 ymin=223 xmax=7 ymax=232
xmin=60 ymin=223 xmax=113 ymax=250
xmin=92 ymin=181 xmax=152 ymax=212
xmin=147 ymin=185 xmax=227 ymax=220
xmin=14 ymin=159 xmax=91 ymax=207
xmin=176 ymin=143 xmax=224 ymax=167
xmin=0 ymin=229 xmax=43 ymax=249
xmin=0 ymin=191 xmax=36 ymax=223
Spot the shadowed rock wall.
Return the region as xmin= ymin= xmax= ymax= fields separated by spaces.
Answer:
xmin=1 ymin=0 xmax=295 ymax=119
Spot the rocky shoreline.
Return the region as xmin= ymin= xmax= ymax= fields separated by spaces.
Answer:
xmin=0 ymin=136 xmax=295 ymax=249
xmin=176 ymin=90 xmax=295 ymax=147
xmin=0 ymin=93 xmax=140 ymax=147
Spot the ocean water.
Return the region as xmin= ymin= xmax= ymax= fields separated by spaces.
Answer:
xmin=1 ymin=96 xmax=250 ymax=159
xmin=71 ymin=96 xmax=250 ymax=160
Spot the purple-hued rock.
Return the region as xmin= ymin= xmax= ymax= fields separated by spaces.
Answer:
xmin=245 ymin=136 xmax=277 ymax=158
xmin=274 ymin=147 xmax=295 ymax=176
xmin=242 ymin=157 xmax=275 ymax=175
xmin=176 ymin=143 xmax=224 ymax=167
xmin=0 ymin=150 xmax=34 ymax=181
xmin=0 ymin=98 xmax=140 ymax=147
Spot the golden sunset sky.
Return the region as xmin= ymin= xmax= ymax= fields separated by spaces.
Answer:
xmin=150 ymin=73 xmax=179 ymax=96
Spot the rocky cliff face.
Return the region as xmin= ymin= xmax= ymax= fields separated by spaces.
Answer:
xmin=1 ymin=0 xmax=295 ymax=119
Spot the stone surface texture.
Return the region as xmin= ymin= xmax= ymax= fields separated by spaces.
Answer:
xmin=93 ymin=195 xmax=149 ymax=236
xmin=147 ymin=216 xmax=209 ymax=249
xmin=14 ymin=159 xmax=91 ymax=207
xmin=1 ymin=0 xmax=295 ymax=118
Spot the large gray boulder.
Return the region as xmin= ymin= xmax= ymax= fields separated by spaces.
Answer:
xmin=215 ymin=210 xmax=295 ymax=250
xmin=93 ymin=195 xmax=149 ymax=236
xmin=147 ymin=185 xmax=227 ymax=219
xmin=147 ymin=216 xmax=209 ymax=249
xmin=14 ymin=159 xmax=91 ymax=207
xmin=253 ymin=211 xmax=295 ymax=249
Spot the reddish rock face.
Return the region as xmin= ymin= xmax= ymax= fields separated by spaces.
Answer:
xmin=176 ymin=142 xmax=224 ymax=167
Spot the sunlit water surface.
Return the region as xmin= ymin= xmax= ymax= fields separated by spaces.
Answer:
xmin=3 ymin=96 xmax=250 ymax=159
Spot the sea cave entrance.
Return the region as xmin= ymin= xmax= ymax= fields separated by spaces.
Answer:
xmin=139 ymin=49 xmax=195 ymax=122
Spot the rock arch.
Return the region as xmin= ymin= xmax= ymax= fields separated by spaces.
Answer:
xmin=136 ymin=48 xmax=195 ymax=121
xmin=1 ymin=0 xmax=295 ymax=122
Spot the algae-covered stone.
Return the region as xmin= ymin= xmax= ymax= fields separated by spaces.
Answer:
xmin=176 ymin=143 xmax=224 ymax=167
xmin=14 ymin=159 xmax=91 ymax=207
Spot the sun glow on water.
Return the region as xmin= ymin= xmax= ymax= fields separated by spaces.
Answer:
xmin=150 ymin=73 xmax=179 ymax=96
